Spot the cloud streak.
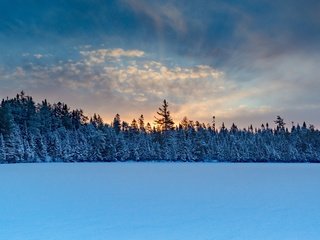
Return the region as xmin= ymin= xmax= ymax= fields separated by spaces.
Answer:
xmin=80 ymin=48 xmax=145 ymax=64
xmin=123 ymin=0 xmax=187 ymax=34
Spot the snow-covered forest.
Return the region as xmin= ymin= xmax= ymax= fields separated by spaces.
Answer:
xmin=0 ymin=92 xmax=319 ymax=163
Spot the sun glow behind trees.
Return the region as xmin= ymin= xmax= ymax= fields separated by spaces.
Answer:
xmin=0 ymin=92 xmax=319 ymax=163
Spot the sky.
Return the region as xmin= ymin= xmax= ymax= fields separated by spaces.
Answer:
xmin=0 ymin=0 xmax=320 ymax=128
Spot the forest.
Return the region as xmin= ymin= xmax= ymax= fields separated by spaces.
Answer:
xmin=0 ymin=91 xmax=319 ymax=163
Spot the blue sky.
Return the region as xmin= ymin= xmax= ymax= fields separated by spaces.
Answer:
xmin=1 ymin=0 xmax=320 ymax=127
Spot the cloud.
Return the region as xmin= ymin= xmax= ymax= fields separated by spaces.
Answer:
xmin=123 ymin=0 xmax=187 ymax=34
xmin=34 ymin=48 xmax=226 ymax=106
xmin=2 ymin=46 xmax=320 ymax=128
xmin=1 ymin=47 xmax=231 ymax=122
xmin=13 ymin=67 xmax=26 ymax=77
xmin=100 ymin=62 xmax=225 ymax=104
xmin=79 ymin=48 xmax=145 ymax=65
xmin=34 ymin=54 xmax=43 ymax=59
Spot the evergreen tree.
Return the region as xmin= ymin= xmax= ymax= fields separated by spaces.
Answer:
xmin=274 ymin=116 xmax=286 ymax=132
xmin=130 ymin=119 xmax=138 ymax=133
xmin=5 ymin=124 xmax=24 ymax=163
xmin=90 ymin=113 xmax=104 ymax=129
xmin=0 ymin=134 xmax=6 ymax=162
xmin=146 ymin=122 xmax=152 ymax=133
xmin=113 ymin=114 xmax=121 ymax=133
xmin=211 ymin=116 xmax=216 ymax=132
xmin=0 ymin=105 xmax=13 ymax=136
xmin=180 ymin=116 xmax=190 ymax=130
xmin=154 ymin=99 xmax=175 ymax=132
xmin=138 ymin=114 xmax=145 ymax=132
xmin=71 ymin=109 xmax=88 ymax=129
xmin=34 ymin=133 xmax=48 ymax=162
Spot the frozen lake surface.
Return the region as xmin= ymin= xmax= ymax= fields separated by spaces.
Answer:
xmin=1 ymin=162 xmax=320 ymax=240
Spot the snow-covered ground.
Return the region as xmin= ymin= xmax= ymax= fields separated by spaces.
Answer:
xmin=0 ymin=163 xmax=320 ymax=240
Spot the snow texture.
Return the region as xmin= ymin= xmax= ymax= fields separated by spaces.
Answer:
xmin=0 ymin=163 xmax=320 ymax=240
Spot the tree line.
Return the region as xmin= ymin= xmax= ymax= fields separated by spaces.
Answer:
xmin=0 ymin=92 xmax=319 ymax=163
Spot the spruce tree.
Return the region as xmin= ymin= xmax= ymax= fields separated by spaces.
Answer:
xmin=0 ymin=134 xmax=6 ymax=162
xmin=0 ymin=106 xmax=13 ymax=136
xmin=274 ymin=116 xmax=286 ymax=131
xmin=154 ymin=100 xmax=175 ymax=132
xmin=130 ymin=119 xmax=138 ymax=132
xmin=138 ymin=114 xmax=145 ymax=132
xmin=113 ymin=114 xmax=121 ymax=133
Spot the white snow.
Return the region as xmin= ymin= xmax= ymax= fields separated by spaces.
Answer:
xmin=0 ymin=163 xmax=320 ymax=240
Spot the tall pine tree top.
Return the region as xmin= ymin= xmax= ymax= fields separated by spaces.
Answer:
xmin=155 ymin=100 xmax=175 ymax=132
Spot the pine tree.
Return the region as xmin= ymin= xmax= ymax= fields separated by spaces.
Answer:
xmin=130 ymin=119 xmax=138 ymax=132
xmin=115 ymin=134 xmax=130 ymax=161
xmin=90 ymin=113 xmax=104 ymax=129
xmin=0 ymin=105 xmax=13 ymax=136
xmin=274 ymin=116 xmax=286 ymax=132
xmin=5 ymin=124 xmax=24 ymax=163
xmin=0 ymin=134 xmax=6 ymax=162
xmin=113 ymin=114 xmax=121 ymax=133
xmin=61 ymin=130 xmax=73 ymax=162
xmin=86 ymin=124 xmax=105 ymax=161
xmin=34 ymin=134 xmax=48 ymax=162
xmin=146 ymin=122 xmax=152 ymax=133
xmin=212 ymin=116 xmax=216 ymax=132
xmin=74 ymin=129 xmax=89 ymax=161
xmin=180 ymin=116 xmax=189 ymax=130
xmin=71 ymin=109 xmax=88 ymax=129
xmin=47 ymin=131 xmax=62 ymax=161
xmin=138 ymin=114 xmax=145 ymax=132
xmin=230 ymin=123 xmax=238 ymax=133
xmin=221 ymin=122 xmax=226 ymax=132
xmin=154 ymin=99 xmax=175 ymax=132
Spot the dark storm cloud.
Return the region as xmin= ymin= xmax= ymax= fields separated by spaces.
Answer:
xmin=117 ymin=0 xmax=320 ymax=64
xmin=1 ymin=1 xmax=319 ymax=46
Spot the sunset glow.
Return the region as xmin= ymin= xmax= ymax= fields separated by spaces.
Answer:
xmin=1 ymin=0 xmax=319 ymax=128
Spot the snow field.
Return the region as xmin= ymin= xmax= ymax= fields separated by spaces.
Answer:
xmin=0 ymin=162 xmax=320 ymax=240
